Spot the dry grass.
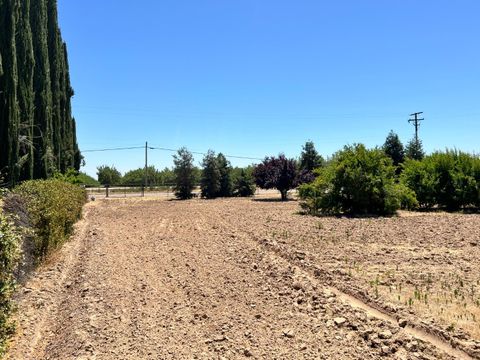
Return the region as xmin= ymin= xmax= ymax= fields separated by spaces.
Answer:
xmin=360 ymin=268 xmax=480 ymax=338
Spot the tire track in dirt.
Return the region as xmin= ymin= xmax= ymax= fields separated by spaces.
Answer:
xmin=6 ymin=202 xmax=98 ymax=359
xmin=330 ymin=289 xmax=474 ymax=360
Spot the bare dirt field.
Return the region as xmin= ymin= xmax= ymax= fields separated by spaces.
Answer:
xmin=6 ymin=197 xmax=480 ymax=359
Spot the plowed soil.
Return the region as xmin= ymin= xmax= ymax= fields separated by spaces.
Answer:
xmin=6 ymin=197 xmax=480 ymax=359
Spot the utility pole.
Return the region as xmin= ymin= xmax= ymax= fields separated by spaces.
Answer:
xmin=408 ymin=112 xmax=424 ymax=142
xmin=143 ymin=141 xmax=148 ymax=197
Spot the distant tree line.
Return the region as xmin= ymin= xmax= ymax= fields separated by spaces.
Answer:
xmin=95 ymin=129 xmax=478 ymax=213
xmin=96 ymin=165 xmax=177 ymax=188
xmin=171 ymin=141 xmax=323 ymax=201
xmin=95 ymin=149 xmax=257 ymax=199
xmin=0 ymin=0 xmax=81 ymax=186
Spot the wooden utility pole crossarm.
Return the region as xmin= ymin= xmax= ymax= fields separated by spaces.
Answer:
xmin=409 ymin=112 xmax=424 ymax=142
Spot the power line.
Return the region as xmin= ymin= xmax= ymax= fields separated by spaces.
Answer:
xmin=81 ymin=144 xmax=264 ymax=161
xmin=149 ymin=146 xmax=263 ymax=161
xmin=82 ymin=146 xmax=145 ymax=153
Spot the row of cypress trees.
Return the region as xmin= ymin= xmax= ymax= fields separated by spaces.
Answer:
xmin=0 ymin=0 xmax=81 ymax=186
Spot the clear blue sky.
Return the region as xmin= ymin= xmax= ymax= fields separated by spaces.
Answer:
xmin=58 ymin=0 xmax=480 ymax=177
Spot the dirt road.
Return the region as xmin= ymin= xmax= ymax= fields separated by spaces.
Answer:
xmin=6 ymin=198 xmax=479 ymax=359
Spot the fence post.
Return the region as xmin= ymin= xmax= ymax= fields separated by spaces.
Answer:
xmin=106 ymin=185 xmax=109 ymax=198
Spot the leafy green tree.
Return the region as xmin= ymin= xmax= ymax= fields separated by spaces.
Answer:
xmin=158 ymin=167 xmax=175 ymax=185
xmin=383 ymin=130 xmax=405 ymax=167
xmin=299 ymin=144 xmax=417 ymax=215
xmin=192 ymin=166 xmax=202 ymax=186
xmin=96 ymin=165 xmax=122 ymax=186
xmin=122 ymin=166 xmax=162 ymax=186
xmin=231 ymin=165 xmax=254 ymax=184
xmin=234 ymin=169 xmax=255 ymax=197
xmin=173 ymin=147 xmax=195 ymax=199
xmin=405 ymin=138 xmax=425 ymax=160
xmin=300 ymin=141 xmax=324 ymax=171
xmin=401 ymin=158 xmax=437 ymax=209
xmin=200 ymin=150 xmax=221 ymax=199
xmin=77 ymin=172 xmax=100 ymax=187
xmin=216 ymin=153 xmax=233 ymax=197
xmin=402 ymin=150 xmax=480 ymax=210
xmin=253 ymin=154 xmax=298 ymax=201
xmin=121 ymin=168 xmax=145 ymax=186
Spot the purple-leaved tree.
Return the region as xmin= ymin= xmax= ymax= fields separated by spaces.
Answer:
xmin=253 ymin=154 xmax=298 ymax=201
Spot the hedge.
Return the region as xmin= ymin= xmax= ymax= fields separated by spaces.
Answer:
xmin=401 ymin=150 xmax=480 ymax=210
xmin=12 ymin=179 xmax=86 ymax=260
xmin=0 ymin=179 xmax=86 ymax=354
xmin=0 ymin=213 xmax=20 ymax=356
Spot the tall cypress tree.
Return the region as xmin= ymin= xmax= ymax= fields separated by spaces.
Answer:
xmin=62 ymin=43 xmax=80 ymax=171
xmin=30 ymin=0 xmax=54 ymax=178
xmin=0 ymin=0 xmax=20 ymax=185
xmin=47 ymin=0 xmax=63 ymax=171
xmin=0 ymin=0 xmax=80 ymax=184
xmin=16 ymin=0 xmax=35 ymax=180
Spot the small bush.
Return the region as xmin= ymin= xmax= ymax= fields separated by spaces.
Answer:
xmin=0 ymin=213 xmax=20 ymax=356
xmin=13 ymin=179 xmax=86 ymax=260
xmin=299 ymin=144 xmax=410 ymax=216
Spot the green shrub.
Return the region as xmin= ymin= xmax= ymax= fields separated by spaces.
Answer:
xmin=401 ymin=150 xmax=480 ymax=210
xmin=385 ymin=183 xmax=419 ymax=211
xmin=13 ymin=179 xmax=86 ymax=260
xmin=0 ymin=213 xmax=20 ymax=356
xmin=299 ymin=144 xmax=410 ymax=216
xmin=400 ymin=158 xmax=437 ymax=209
xmin=298 ymin=168 xmax=337 ymax=215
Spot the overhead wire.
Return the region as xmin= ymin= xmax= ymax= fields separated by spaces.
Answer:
xmin=149 ymin=146 xmax=263 ymax=161
xmin=81 ymin=144 xmax=264 ymax=161
xmin=82 ymin=146 xmax=145 ymax=153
